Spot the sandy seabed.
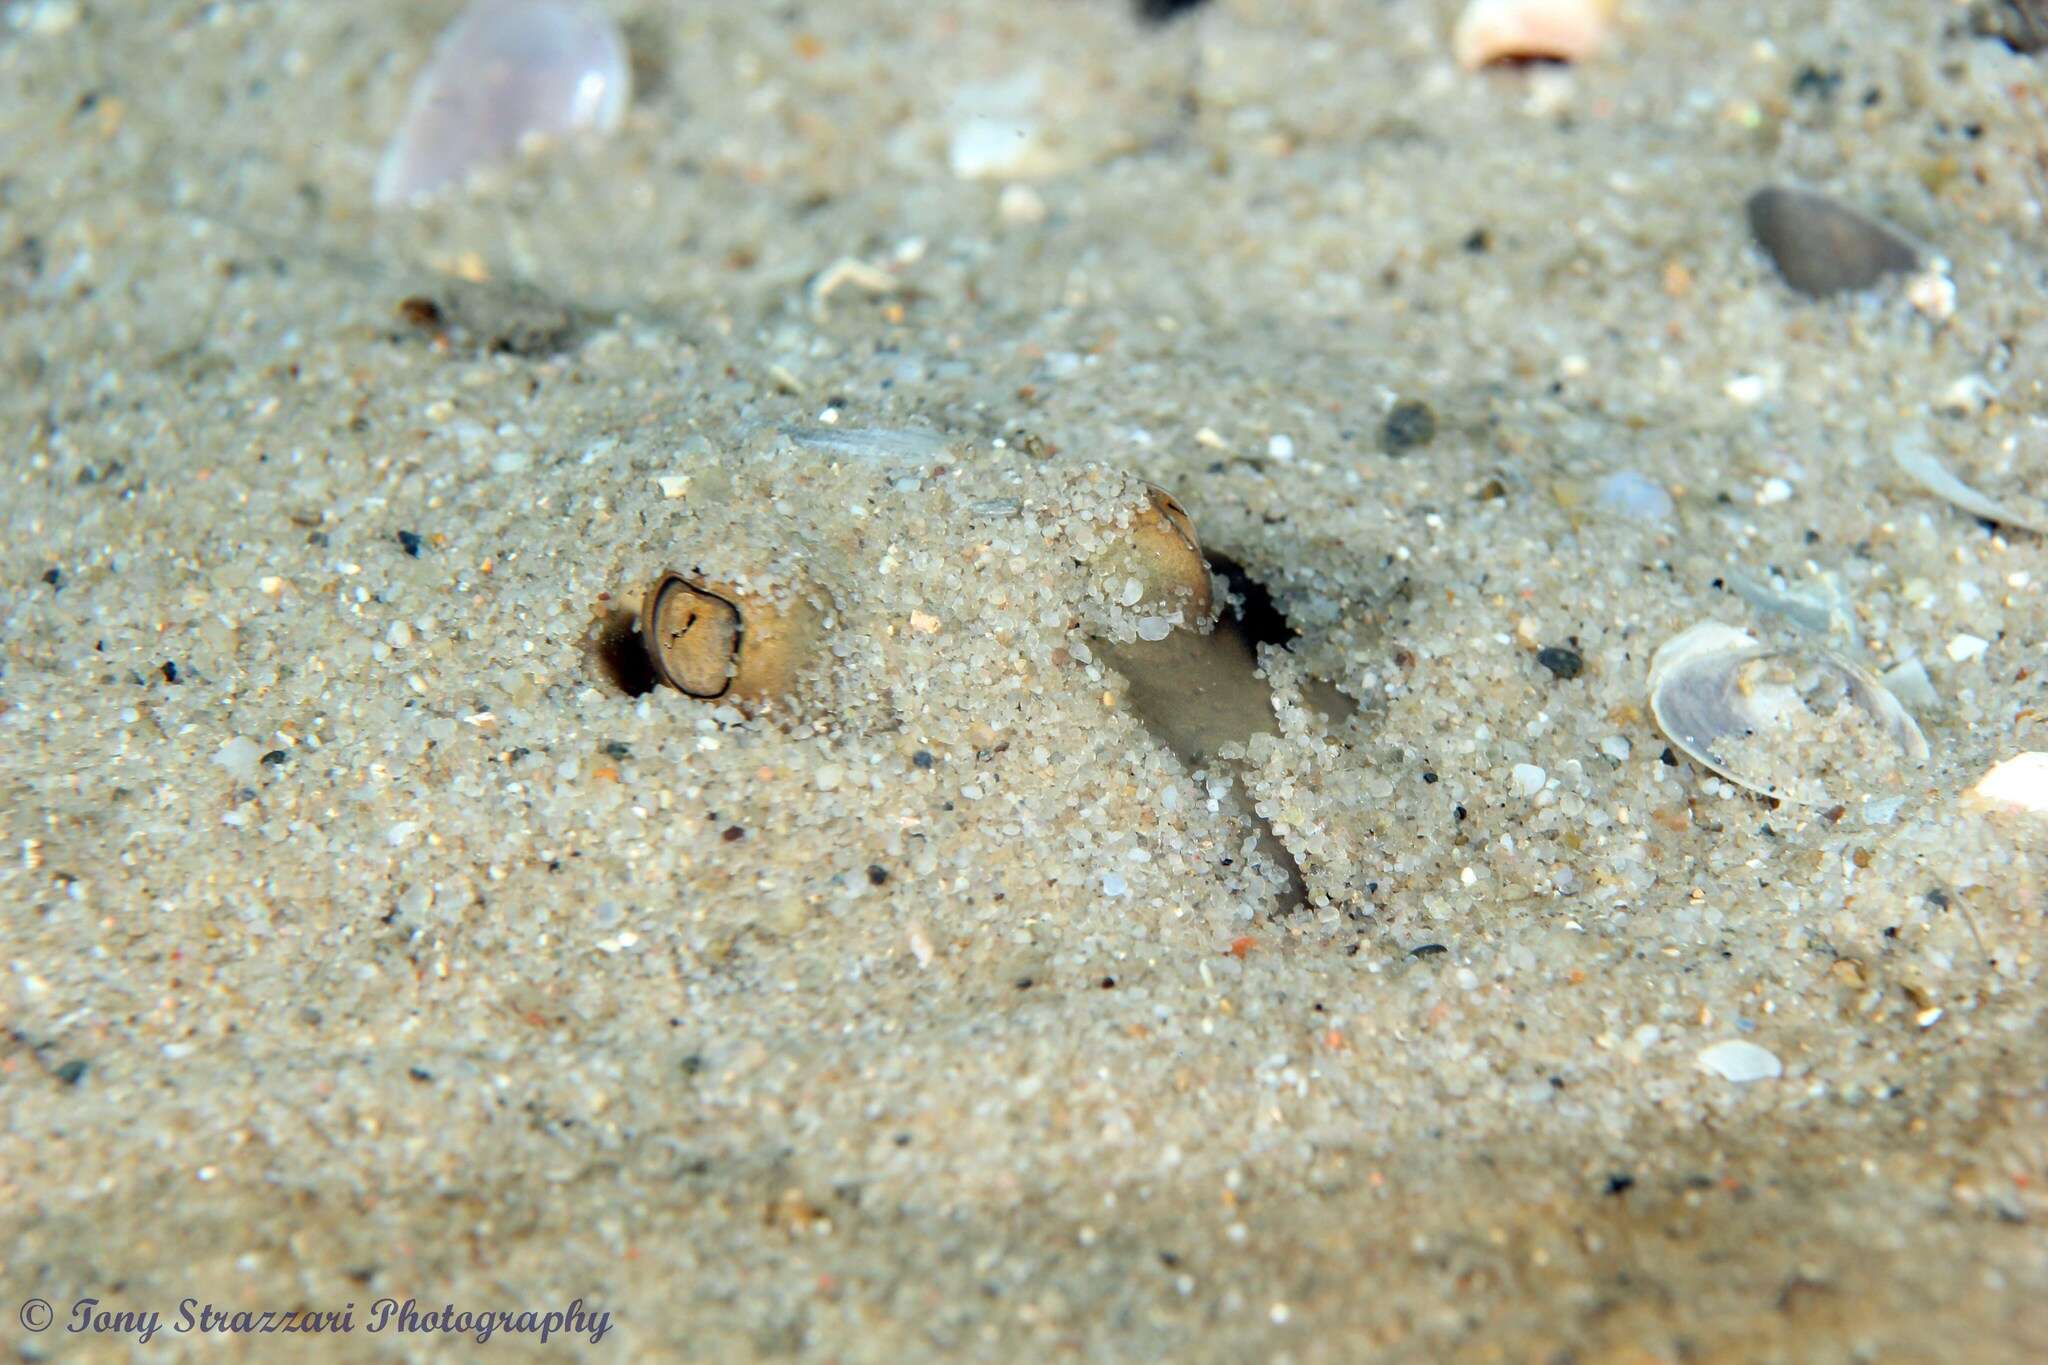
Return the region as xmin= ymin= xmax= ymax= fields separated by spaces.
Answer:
xmin=4 ymin=1 xmax=2047 ymax=1359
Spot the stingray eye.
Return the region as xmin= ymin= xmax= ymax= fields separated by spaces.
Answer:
xmin=1101 ymin=485 xmax=1214 ymax=626
xmin=640 ymin=570 xmax=824 ymax=711
xmin=643 ymin=574 xmax=742 ymax=698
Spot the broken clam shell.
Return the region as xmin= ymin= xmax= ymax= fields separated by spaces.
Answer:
xmin=641 ymin=571 xmax=823 ymax=709
xmin=1648 ymin=623 xmax=1928 ymax=805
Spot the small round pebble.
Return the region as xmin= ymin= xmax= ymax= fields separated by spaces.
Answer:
xmin=1382 ymin=400 xmax=1437 ymax=454
xmin=1536 ymin=645 xmax=1583 ymax=679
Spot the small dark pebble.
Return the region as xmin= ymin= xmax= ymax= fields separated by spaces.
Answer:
xmin=396 ymin=529 xmax=423 ymax=558
xmin=261 ymin=749 xmax=289 ymax=766
xmin=1454 ymin=805 xmax=1467 ymax=822
xmin=1659 ymin=746 xmax=1678 ymax=766
xmin=1605 ymin=1173 xmax=1636 ymax=1196
xmin=1925 ymin=887 xmax=1951 ymax=910
xmin=1536 ymin=645 xmax=1584 ymax=680
xmin=1746 ymin=186 xmax=1918 ymax=298
xmin=1973 ymin=0 xmax=2048 ymax=53
xmin=53 ymin=1059 xmax=88 ymax=1086
xmin=722 ymin=825 xmax=745 ymax=843
xmin=603 ymin=741 xmax=631 ymax=759
xmin=160 ymin=661 xmax=180 ymax=684
xmin=1101 ymin=976 xmax=1117 ymax=989
xmin=1462 ymin=227 xmax=1492 ymax=253
xmin=1422 ymin=771 xmax=1439 ymax=784
xmin=1383 ymin=399 xmax=1438 ymax=454
xmin=396 ymin=295 xmax=445 ymax=329
xmin=1790 ymin=64 xmax=1842 ymax=99
xmin=912 ymin=750 xmax=935 ymax=770
xmin=894 ymin=1132 xmax=913 ymax=1147
xmin=680 ymin=1053 xmax=705 ymax=1075
xmin=408 ymin=1066 xmax=433 ymax=1083
xmin=867 ymin=864 xmax=889 ymax=886
xmin=1409 ymin=943 xmax=1448 ymax=958
xmin=42 ymin=567 xmax=64 ymax=589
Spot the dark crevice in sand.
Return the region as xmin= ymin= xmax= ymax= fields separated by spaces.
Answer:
xmin=591 ymin=606 xmax=659 ymax=698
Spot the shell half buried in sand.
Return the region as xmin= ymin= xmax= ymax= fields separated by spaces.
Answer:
xmin=1648 ymin=623 xmax=1929 ymax=806
xmin=1453 ymin=0 xmax=1617 ymax=70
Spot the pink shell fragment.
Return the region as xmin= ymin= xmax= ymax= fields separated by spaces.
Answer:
xmin=1970 ymin=753 xmax=2048 ymax=815
xmin=1453 ymin=0 xmax=1616 ymax=71
xmin=375 ymin=0 xmax=630 ymax=208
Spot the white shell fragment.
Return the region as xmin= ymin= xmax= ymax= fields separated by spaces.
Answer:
xmin=375 ymin=0 xmax=630 ymax=208
xmin=1453 ymin=0 xmax=1616 ymax=70
xmin=1969 ymin=753 xmax=2048 ymax=815
xmin=782 ymin=426 xmax=952 ymax=464
xmin=1594 ymin=469 xmax=1674 ymax=522
xmin=947 ymin=71 xmax=1056 ymax=180
xmin=1648 ymin=623 xmax=1929 ymax=806
xmin=1697 ymin=1039 xmax=1782 ymax=1084
xmin=1891 ymin=432 xmax=2048 ymax=535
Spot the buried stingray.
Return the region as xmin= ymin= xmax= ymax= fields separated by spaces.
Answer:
xmin=614 ymin=445 xmax=1361 ymax=911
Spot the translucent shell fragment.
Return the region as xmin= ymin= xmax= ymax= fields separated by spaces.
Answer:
xmin=1891 ymin=432 xmax=2048 ymax=535
xmin=1453 ymin=0 xmax=1617 ymax=70
xmin=641 ymin=572 xmax=823 ymax=710
xmin=375 ymin=0 xmax=630 ymax=207
xmin=1648 ymin=623 xmax=1929 ymax=805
